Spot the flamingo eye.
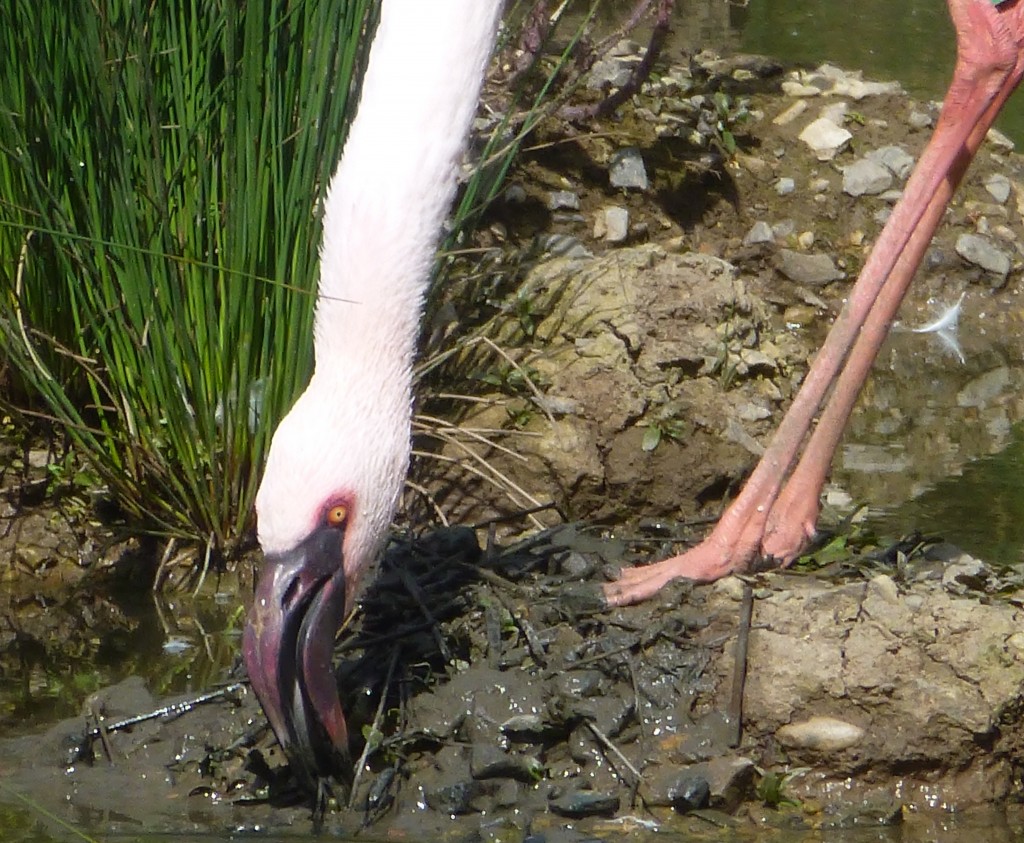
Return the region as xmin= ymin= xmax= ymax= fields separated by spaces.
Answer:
xmin=326 ymin=504 xmax=348 ymax=528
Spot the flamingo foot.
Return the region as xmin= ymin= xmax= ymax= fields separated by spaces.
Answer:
xmin=603 ymin=543 xmax=742 ymax=606
xmin=604 ymin=503 xmax=774 ymax=605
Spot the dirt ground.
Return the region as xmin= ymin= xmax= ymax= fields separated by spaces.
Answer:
xmin=5 ymin=41 xmax=1024 ymax=843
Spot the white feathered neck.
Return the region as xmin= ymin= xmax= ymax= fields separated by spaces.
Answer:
xmin=256 ymin=0 xmax=502 ymax=573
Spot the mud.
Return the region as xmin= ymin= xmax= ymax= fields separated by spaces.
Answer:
xmin=5 ymin=41 xmax=1024 ymax=843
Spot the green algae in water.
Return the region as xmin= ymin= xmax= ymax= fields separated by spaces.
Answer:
xmin=868 ymin=423 xmax=1024 ymax=567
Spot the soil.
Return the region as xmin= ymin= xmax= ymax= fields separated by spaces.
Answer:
xmin=5 ymin=43 xmax=1024 ymax=843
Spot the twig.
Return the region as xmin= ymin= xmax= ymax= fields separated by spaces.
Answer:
xmin=728 ymin=582 xmax=754 ymax=748
xmin=585 ymin=719 xmax=642 ymax=791
xmin=398 ymin=567 xmax=453 ymax=664
xmin=74 ymin=683 xmax=247 ymax=759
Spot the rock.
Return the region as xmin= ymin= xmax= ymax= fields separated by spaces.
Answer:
xmin=668 ymin=772 xmax=711 ymax=812
xmin=538 ymin=233 xmax=592 ymax=259
xmin=588 ymin=56 xmax=632 ymax=90
xmin=955 ymin=233 xmax=1011 ymax=279
xmin=743 ymin=221 xmax=775 ymax=246
xmin=842 ymin=158 xmax=893 ymax=196
xmin=986 ymin=126 xmax=1015 ymax=150
xmin=908 ymin=108 xmax=934 ymax=130
xmin=984 ymin=173 xmax=1012 ymax=203
xmin=956 ymin=366 xmax=1010 ymax=408
xmin=470 ymin=745 xmax=544 ymax=782
xmin=782 ymin=80 xmax=821 ymax=98
xmin=609 ymin=147 xmax=649 ymax=190
xmin=504 ymin=183 xmax=527 ymax=203
xmin=775 ymin=177 xmax=795 ymax=196
xmin=602 ymin=206 xmax=629 ymax=242
xmin=548 ymin=190 xmax=580 ymax=211
xmin=865 ymin=145 xmax=915 ymax=179
xmin=798 ymin=117 xmax=852 ymax=161
xmin=549 ymin=789 xmax=619 ymax=818
xmin=775 ymin=249 xmax=845 ymax=286
xmin=773 ymin=100 xmax=807 ymax=125
xmin=777 ymin=716 xmax=866 ymax=751
xmin=425 ymin=780 xmax=487 ymax=815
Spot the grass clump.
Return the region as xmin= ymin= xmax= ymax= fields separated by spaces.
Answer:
xmin=0 ymin=0 xmax=376 ymax=556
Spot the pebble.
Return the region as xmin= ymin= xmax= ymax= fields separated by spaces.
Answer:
xmin=776 ymin=249 xmax=845 ymax=286
xmin=602 ymin=206 xmax=630 ymax=242
xmin=548 ymin=190 xmax=580 ymax=211
xmin=609 ymin=147 xmax=649 ymax=190
xmin=799 ymin=117 xmax=853 ymax=161
xmin=984 ymin=173 xmax=1012 ymax=203
xmin=775 ymin=177 xmax=795 ymax=196
xmin=908 ymin=108 xmax=934 ymax=130
xmin=955 ymin=233 xmax=1011 ymax=279
xmin=865 ymin=144 xmax=915 ymax=179
xmin=549 ymin=789 xmax=620 ymax=818
xmin=669 ymin=773 xmax=711 ymax=812
xmin=842 ymin=158 xmax=893 ymax=196
xmin=588 ymin=56 xmax=632 ymax=90
xmin=776 ymin=716 xmax=865 ymax=751
xmin=743 ymin=221 xmax=775 ymax=246
xmin=773 ymin=100 xmax=807 ymax=125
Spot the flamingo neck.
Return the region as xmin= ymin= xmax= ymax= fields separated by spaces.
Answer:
xmin=312 ymin=0 xmax=502 ymax=384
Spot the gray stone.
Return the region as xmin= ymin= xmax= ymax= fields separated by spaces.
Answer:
xmin=775 ymin=249 xmax=845 ymax=286
xmin=799 ymin=117 xmax=852 ymax=161
xmin=775 ymin=177 xmax=795 ymax=196
xmin=609 ymin=147 xmax=649 ymax=190
xmin=866 ymin=145 xmax=915 ymax=180
xmin=549 ymin=789 xmax=619 ymax=818
xmin=547 ymin=190 xmax=580 ymax=211
xmin=603 ymin=206 xmax=630 ymax=242
xmin=842 ymin=158 xmax=894 ymax=196
xmin=587 ymin=56 xmax=632 ymax=90
xmin=743 ymin=221 xmax=775 ymax=246
xmin=984 ymin=173 xmax=1012 ymax=203
xmin=908 ymin=109 xmax=934 ymax=130
xmin=955 ymin=233 xmax=1011 ymax=278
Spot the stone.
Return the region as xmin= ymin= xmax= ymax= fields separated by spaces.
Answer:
xmin=842 ymin=158 xmax=893 ymax=196
xmin=743 ymin=221 xmax=775 ymax=246
xmin=603 ymin=206 xmax=630 ymax=242
xmin=549 ymin=789 xmax=619 ymax=818
xmin=865 ymin=145 xmax=915 ymax=180
xmin=955 ymin=233 xmax=1011 ymax=279
xmin=547 ymin=190 xmax=580 ymax=211
xmin=775 ymin=249 xmax=845 ymax=286
xmin=984 ymin=173 xmax=1012 ymax=203
xmin=609 ymin=147 xmax=649 ymax=190
xmin=799 ymin=117 xmax=852 ymax=161
xmin=777 ymin=716 xmax=866 ymax=751
xmin=775 ymin=177 xmax=795 ymax=196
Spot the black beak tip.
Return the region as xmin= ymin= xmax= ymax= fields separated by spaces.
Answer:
xmin=243 ymin=526 xmax=351 ymax=795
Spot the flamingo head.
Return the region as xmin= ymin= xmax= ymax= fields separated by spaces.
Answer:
xmin=242 ymin=369 xmax=409 ymax=790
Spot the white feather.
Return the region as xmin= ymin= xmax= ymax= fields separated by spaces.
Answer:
xmin=256 ymin=0 xmax=502 ymax=601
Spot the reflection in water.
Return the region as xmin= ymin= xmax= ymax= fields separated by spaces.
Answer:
xmin=598 ymin=0 xmax=1024 ymax=141
xmin=868 ymin=424 xmax=1024 ymax=566
xmin=833 ymin=320 xmax=1024 ymax=566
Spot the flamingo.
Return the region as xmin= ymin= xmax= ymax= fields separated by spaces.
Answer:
xmin=605 ymin=0 xmax=1024 ymax=604
xmin=242 ymin=0 xmax=502 ymax=791
xmin=243 ymin=0 xmax=1024 ymax=792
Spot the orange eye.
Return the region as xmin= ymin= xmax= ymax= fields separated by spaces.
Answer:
xmin=326 ymin=504 xmax=348 ymax=527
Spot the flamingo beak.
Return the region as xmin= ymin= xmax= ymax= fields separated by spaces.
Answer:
xmin=243 ymin=526 xmax=351 ymax=792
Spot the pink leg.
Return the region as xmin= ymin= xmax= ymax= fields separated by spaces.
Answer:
xmin=606 ymin=0 xmax=1024 ymax=605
